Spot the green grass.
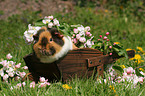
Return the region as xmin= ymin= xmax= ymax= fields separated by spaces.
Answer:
xmin=0 ymin=2 xmax=145 ymax=96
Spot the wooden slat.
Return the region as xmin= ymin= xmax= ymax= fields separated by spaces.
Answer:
xmin=23 ymin=48 xmax=135 ymax=82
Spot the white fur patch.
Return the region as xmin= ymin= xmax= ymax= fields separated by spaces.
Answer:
xmin=40 ymin=36 xmax=73 ymax=63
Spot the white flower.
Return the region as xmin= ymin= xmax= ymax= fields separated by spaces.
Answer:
xmin=84 ymin=26 xmax=90 ymax=32
xmin=19 ymin=72 xmax=26 ymax=78
xmin=79 ymin=31 xmax=85 ymax=36
xmin=6 ymin=53 xmax=12 ymax=59
xmin=8 ymin=72 xmax=14 ymax=77
xmin=10 ymin=86 xmax=13 ymax=90
xmin=30 ymin=81 xmax=35 ymax=88
xmin=140 ymin=71 xmax=145 ymax=76
xmin=22 ymin=82 xmax=26 ymax=87
xmin=22 ymin=66 xmax=28 ymax=70
xmin=48 ymin=15 xmax=54 ymax=20
xmin=24 ymin=24 xmax=41 ymax=44
xmin=6 ymin=67 xmax=14 ymax=73
xmin=78 ymin=26 xmax=85 ymax=32
xmin=15 ymin=76 xmax=20 ymax=80
xmin=39 ymin=77 xmax=46 ymax=83
xmin=79 ymin=37 xmax=86 ymax=43
xmin=48 ymin=22 xmax=54 ymax=28
xmin=1 ymin=60 xmax=8 ymax=68
xmin=73 ymin=28 xmax=78 ymax=34
xmin=3 ymin=74 xmax=9 ymax=81
xmin=76 ymin=34 xmax=81 ymax=39
xmin=0 ymin=69 xmax=4 ymax=77
xmin=42 ymin=19 xmax=51 ymax=24
xmin=16 ymin=83 xmax=22 ymax=88
xmin=124 ymin=67 xmax=134 ymax=74
xmin=86 ymin=40 xmax=94 ymax=48
xmin=15 ymin=63 xmax=21 ymax=68
xmin=53 ymin=19 xmax=60 ymax=26
xmin=138 ymin=77 xmax=144 ymax=83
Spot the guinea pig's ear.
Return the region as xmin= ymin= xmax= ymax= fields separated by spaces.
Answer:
xmin=33 ymin=34 xmax=39 ymax=40
xmin=49 ymin=28 xmax=64 ymax=38
xmin=41 ymin=27 xmax=47 ymax=31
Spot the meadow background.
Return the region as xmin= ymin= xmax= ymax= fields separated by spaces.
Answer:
xmin=0 ymin=0 xmax=145 ymax=95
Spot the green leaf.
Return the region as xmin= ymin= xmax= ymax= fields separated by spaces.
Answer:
xmin=135 ymin=68 xmax=144 ymax=77
xmin=113 ymin=47 xmax=120 ymax=52
xmin=34 ymin=22 xmax=45 ymax=26
xmin=0 ymin=64 xmax=3 ymax=69
xmin=96 ymin=43 xmax=103 ymax=47
xmin=112 ymin=65 xmax=124 ymax=73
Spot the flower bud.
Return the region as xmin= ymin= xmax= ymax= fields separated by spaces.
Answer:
xmin=109 ymin=53 xmax=112 ymax=55
xmin=106 ymin=32 xmax=110 ymax=36
xmin=103 ymin=36 xmax=107 ymax=40
xmin=109 ymin=46 xmax=112 ymax=49
xmin=99 ymin=35 xmax=102 ymax=38
xmin=6 ymin=53 xmax=12 ymax=59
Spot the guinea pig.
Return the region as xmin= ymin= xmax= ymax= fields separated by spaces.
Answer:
xmin=33 ymin=27 xmax=77 ymax=63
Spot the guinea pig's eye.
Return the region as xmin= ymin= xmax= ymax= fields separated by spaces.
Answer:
xmin=50 ymin=38 xmax=53 ymax=42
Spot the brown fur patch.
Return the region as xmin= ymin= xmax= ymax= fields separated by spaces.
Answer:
xmin=33 ymin=29 xmax=63 ymax=59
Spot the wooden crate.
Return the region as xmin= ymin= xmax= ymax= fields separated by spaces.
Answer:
xmin=23 ymin=48 xmax=135 ymax=82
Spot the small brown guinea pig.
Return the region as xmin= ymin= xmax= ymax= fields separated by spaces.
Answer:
xmin=33 ymin=27 xmax=77 ymax=63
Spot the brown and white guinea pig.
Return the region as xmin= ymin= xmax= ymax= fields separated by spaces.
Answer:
xmin=33 ymin=27 xmax=77 ymax=63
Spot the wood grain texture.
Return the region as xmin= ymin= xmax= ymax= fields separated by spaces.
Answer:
xmin=23 ymin=48 xmax=135 ymax=82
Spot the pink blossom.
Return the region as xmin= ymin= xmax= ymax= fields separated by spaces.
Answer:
xmin=73 ymin=28 xmax=78 ymax=34
xmin=76 ymin=34 xmax=80 ymax=39
xmin=39 ymin=83 xmax=46 ymax=87
xmin=79 ymin=37 xmax=86 ymax=43
xmin=106 ymin=32 xmax=110 ymax=36
xmin=45 ymin=82 xmax=51 ymax=86
xmin=138 ymin=77 xmax=144 ymax=83
xmin=103 ymin=36 xmax=107 ymax=40
xmin=22 ymin=82 xmax=26 ymax=87
xmin=107 ymin=39 xmax=109 ymax=41
xmin=72 ymin=34 xmax=75 ymax=37
xmin=109 ymin=46 xmax=112 ymax=49
xmin=1 ymin=60 xmax=8 ymax=68
xmin=124 ymin=67 xmax=134 ymax=74
xmin=3 ymin=74 xmax=9 ymax=81
xmin=20 ymin=72 xmax=26 ymax=78
xmin=48 ymin=22 xmax=53 ymax=28
xmin=15 ymin=76 xmax=20 ymax=81
xmin=30 ymin=81 xmax=35 ymax=88
xmin=40 ymin=77 xmax=46 ymax=83
xmin=8 ymin=72 xmax=14 ymax=77
xmin=15 ymin=63 xmax=21 ymax=68
xmin=73 ymin=38 xmax=77 ymax=44
xmin=99 ymin=35 xmax=102 ymax=38
xmin=86 ymin=32 xmax=91 ymax=36
xmin=97 ymin=39 xmax=100 ymax=41
xmin=113 ymin=43 xmax=116 ymax=45
xmin=123 ymin=72 xmax=127 ymax=76
xmin=22 ymin=66 xmax=28 ymax=70
xmin=16 ymin=83 xmax=22 ymax=88
xmin=6 ymin=53 xmax=12 ymax=59
xmin=109 ymin=53 xmax=112 ymax=55
xmin=89 ymin=33 xmax=92 ymax=37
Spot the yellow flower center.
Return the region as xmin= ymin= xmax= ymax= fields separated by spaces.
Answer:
xmin=137 ymin=47 xmax=143 ymax=52
xmin=120 ymin=65 xmax=126 ymax=69
xmin=62 ymin=84 xmax=72 ymax=90
xmin=114 ymin=42 xmax=120 ymax=44
xmin=139 ymin=68 xmax=144 ymax=71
